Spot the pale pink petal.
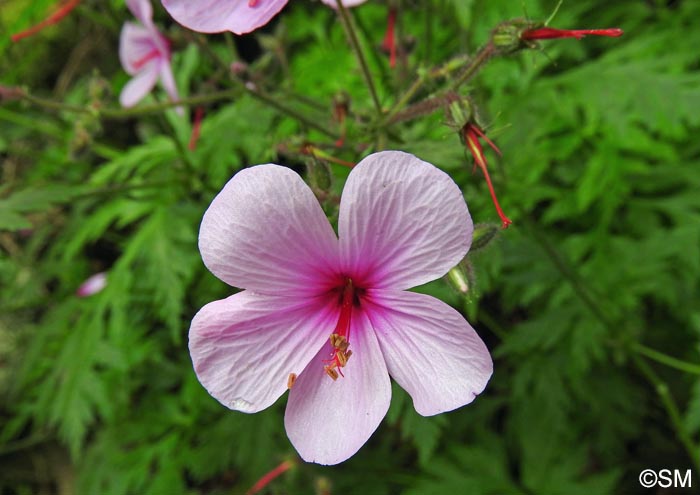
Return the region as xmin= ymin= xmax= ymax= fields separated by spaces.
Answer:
xmin=338 ymin=151 xmax=472 ymax=290
xmin=76 ymin=272 xmax=107 ymax=297
xmin=320 ymin=0 xmax=368 ymax=8
xmin=127 ymin=0 xmax=153 ymax=27
xmin=119 ymin=22 xmax=154 ymax=75
xmin=119 ymin=65 xmax=159 ymax=107
xmin=366 ymin=289 xmax=492 ymax=416
xmin=158 ymin=59 xmax=182 ymax=114
xmin=161 ymin=0 xmax=289 ymax=35
xmin=189 ymin=290 xmax=337 ymax=413
xmin=199 ymin=165 xmax=339 ymax=296
xmin=284 ymin=310 xmax=391 ymax=465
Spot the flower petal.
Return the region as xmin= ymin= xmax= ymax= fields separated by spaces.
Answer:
xmin=119 ymin=22 xmax=158 ymax=75
xmin=339 ymin=150 xmax=473 ymax=290
xmin=189 ymin=290 xmax=337 ymax=413
xmin=285 ymin=310 xmax=391 ymax=465
xmin=366 ymin=289 xmax=492 ymax=416
xmin=199 ymin=165 xmax=339 ymax=295
xmin=127 ymin=0 xmax=153 ymax=27
xmin=158 ymin=59 xmax=182 ymax=114
xmin=161 ymin=0 xmax=289 ymax=35
xmin=119 ymin=65 xmax=159 ymax=107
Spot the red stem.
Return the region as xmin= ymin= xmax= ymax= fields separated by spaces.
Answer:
xmin=188 ymin=107 xmax=205 ymax=151
xmin=11 ymin=0 xmax=81 ymax=42
xmin=246 ymin=460 xmax=294 ymax=495
xmin=382 ymin=7 xmax=397 ymax=68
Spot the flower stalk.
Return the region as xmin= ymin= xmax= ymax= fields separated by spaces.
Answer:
xmin=335 ymin=0 xmax=383 ymax=116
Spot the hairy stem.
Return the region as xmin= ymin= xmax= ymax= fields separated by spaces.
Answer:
xmin=335 ymin=0 xmax=382 ymax=116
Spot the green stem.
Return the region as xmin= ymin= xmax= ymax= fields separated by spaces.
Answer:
xmin=520 ymin=213 xmax=699 ymax=475
xmin=476 ymin=309 xmax=508 ymax=340
xmin=519 ymin=213 xmax=618 ymax=328
xmin=448 ymin=42 xmax=496 ymax=92
xmin=249 ymin=90 xmax=338 ymax=139
xmin=383 ymin=45 xmax=491 ymax=126
xmin=190 ymin=34 xmax=339 ymax=140
xmin=335 ymin=0 xmax=382 ymax=116
xmin=18 ymin=88 xmax=240 ymax=118
xmin=633 ymin=354 xmax=700 ymax=474
xmin=17 ymin=87 xmax=338 ymax=139
xmin=632 ymin=343 xmax=700 ymax=375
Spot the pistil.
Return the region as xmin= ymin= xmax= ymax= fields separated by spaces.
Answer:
xmin=323 ymin=278 xmax=355 ymax=380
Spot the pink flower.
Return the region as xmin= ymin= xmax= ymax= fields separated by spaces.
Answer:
xmin=161 ymin=0 xmax=367 ymax=35
xmin=76 ymin=272 xmax=107 ymax=297
xmin=119 ymin=0 xmax=179 ymax=109
xmin=191 ymin=151 xmax=493 ymax=464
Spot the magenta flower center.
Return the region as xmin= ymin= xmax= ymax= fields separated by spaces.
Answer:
xmin=322 ymin=277 xmax=364 ymax=381
xmin=248 ymin=0 xmax=261 ymax=7
xmin=132 ymin=48 xmax=161 ymax=70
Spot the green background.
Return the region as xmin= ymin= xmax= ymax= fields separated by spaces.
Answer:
xmin=1 ymin=0 xmax=699 ymax=493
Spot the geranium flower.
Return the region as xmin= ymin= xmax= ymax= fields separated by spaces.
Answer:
xmin=190 ymin=150 xmax=493 ymax=464
xmin=161 ymin=0 xmax=367 ymax=35
xmin=119 ymin=0 xmax=179 ymax=109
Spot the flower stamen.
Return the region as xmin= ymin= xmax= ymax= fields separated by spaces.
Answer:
xmin=323 ymin=278 xmax=356 ymax=380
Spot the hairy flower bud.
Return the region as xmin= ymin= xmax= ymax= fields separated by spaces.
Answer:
xmin=471 ymin=222 xmax=500 ymax=251
xmin=445 ymin=262 xmax=472 ymax=296
xmin=445 ymin=97 xmax=474 ymax=132
xmin=491 ymin=19 xmax=533 ymax=54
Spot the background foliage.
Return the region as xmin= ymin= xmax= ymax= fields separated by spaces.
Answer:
xmin=1 ymin=0 xmax=699 ymax=494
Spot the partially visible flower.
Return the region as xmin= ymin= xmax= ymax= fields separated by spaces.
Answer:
xmin=119 ymin=0 xmax=179 ymax=109
xmin=161 ymin=0 xmax=289 ymax=35
xmin=76 ymin=272 xmax=107 ymax=297
xmin=190 ymin=150 xmax=492 ymax=464
xmin=161 ymin=0 xmax=367 ymax=35
xmin=521 ymin=26 xmax=623 ymax=41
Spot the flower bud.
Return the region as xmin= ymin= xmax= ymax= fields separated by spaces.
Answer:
xmin=491 ymin=19 xmax=534 ymax=54
xmin=445 ymin=97 xmax=474 ymax=132
xmin=471 ymin=222 xmax=500 ymax=251
xmin=445 ymin=261 xmax=474 ymax=296
xmin=306 ymin=158 xmax=332 ymax=192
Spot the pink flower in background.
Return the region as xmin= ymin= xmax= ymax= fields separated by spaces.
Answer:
xmin=190 ymin=150 xmax=493 ymax=464
xmin=119 ymin=0 xmax=179 ymax=108
xmin=161 ymin=0 xmax=367 ymax=35
xmin=76 ymin=272 xmax=107 ymax=297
